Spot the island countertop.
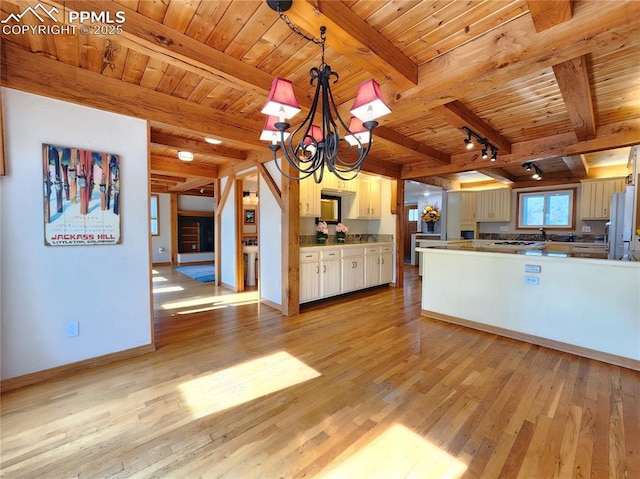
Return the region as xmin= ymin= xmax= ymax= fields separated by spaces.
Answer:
xmin=416 ymin=245 xmax=640 ymax=368
xmin=422 ymin=244 xmax=612 ymax=260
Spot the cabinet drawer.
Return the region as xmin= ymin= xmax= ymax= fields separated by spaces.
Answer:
xmin=364 ymin=246 xmax=380 ymax=255
xmin=380 ymin=245 xmax=393 ymax=254
xmin=320 ymin=249 xmax=340 ymax=260
xmin=341 ymin=246 xmax=366 ymax=257
xmin=300 ymin=251 xmax=319 ymax=262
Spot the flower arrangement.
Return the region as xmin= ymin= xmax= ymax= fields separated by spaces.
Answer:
xmin=420 ymin=202 xmax=441 ymax=223
xmin=316 ymin=220 xmax=329 ymax=243
xmin=335 ymin=222 xmax=348 ymax=243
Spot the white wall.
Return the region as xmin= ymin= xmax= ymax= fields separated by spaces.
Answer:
xmin=259 ymin=161 xmax=282 ymax=306
xmin=1 ymin=88 xmax=152 ymax=379
xmin=220 ymin=177 xmax=236 ymax=287
xmin=179 ymin=194 xmax=214 ymax=212
xmin=151 ymin=193 xmax=171 ymax=263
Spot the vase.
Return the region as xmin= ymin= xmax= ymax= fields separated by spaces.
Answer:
xmin=337 ymin=234 xmax=346 ymax=244
xmin=425 ymin=221 xmax=435 ymax=233
xmin=317 ymin=236 xmax=327 ymax=244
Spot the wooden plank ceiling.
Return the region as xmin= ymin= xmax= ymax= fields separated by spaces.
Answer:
xmin=1 ymin=0 xmax=639 ymax=195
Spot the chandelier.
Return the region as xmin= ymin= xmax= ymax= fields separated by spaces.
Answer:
xmin=260 ymin=1 xmax=391 ymax=183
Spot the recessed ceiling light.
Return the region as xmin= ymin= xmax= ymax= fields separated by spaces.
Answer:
xmin=204 ymin=137 xmax=222 ymax=145
xmin=178 ymin=151 xmax=194 ymax=162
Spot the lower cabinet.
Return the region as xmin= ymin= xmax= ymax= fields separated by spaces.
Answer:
xmin=300 ymin=244 xmax=393 ymax=303
xmin=342 ymin=248 xmax=365 ymax=293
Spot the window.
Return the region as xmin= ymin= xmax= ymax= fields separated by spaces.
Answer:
xmin=408 ymin=208 xmax=419 ymax=222
xmin=517 ymin=189 xmax=575 ymax=228
xmin=150 ymin=194 xmax=159 ymax=236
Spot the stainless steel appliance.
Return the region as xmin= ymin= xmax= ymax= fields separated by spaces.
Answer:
xmin=605 ymin=186 xmax=635 ymax=260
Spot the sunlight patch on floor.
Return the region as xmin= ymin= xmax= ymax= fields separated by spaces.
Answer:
xmin=152 ymin=285 xmax=184 ymax=293
xmin=161 ymin=291 xmax=259 ymax=310
xmin=178 ymin=351 xmax=321 ymax=419
xmin=152 ymin=269 xmax=160 ymax=274
xmin=316 ymin=423 xmax=467 ymax=479
xmin=152 ymin=276 xmax=168 ymax=283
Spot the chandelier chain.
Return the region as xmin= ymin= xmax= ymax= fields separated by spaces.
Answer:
xmin=276 ymin=5 xmax=326 ymax=64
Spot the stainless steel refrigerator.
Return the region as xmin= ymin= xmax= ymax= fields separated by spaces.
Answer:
xmin=606 ymin=186 xmax=635 ymax=260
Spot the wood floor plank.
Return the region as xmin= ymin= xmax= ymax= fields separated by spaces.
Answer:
xmin=1 ymin=265 xmax=638 ymax=478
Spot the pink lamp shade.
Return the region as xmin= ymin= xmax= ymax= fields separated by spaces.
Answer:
xmin=349 ymin=79 xmax=391 ymax=122
xmin=302 ymin=125 xmax=324 ymax=145
xmin=260 ymin=115 xmax=290 ymax=142
xmin=344 ymin=117 xmax=371 ymax=146
xmin=261 ymin=77 xmax=301 ymax=120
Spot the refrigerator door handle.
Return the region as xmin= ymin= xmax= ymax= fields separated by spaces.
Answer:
xmin=604 ymin=221 xmax=610 ymax=251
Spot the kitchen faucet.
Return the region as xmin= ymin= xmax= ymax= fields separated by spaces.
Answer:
xmin=539 ymin=227 xmax=547 ymax=241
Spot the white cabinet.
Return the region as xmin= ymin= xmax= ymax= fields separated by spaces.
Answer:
xmin=476 ymin=188 xmax=511 ymax=222
xmin=364 ymin=245 xmax=394 ymax=287
xmin=342 ymin=247 xmax=365 ymax=293
xmin=580 ymin=178 xmax=625 ymax=220
xmin=320 ymin=249 xmax=342 ymax=297
xmin=461 ymin=191 xmax=477 ymax=222
xmin=346 ymin=177 xmax=381 ymax=219
xmin=321 ymin=167 xmax=356 ymax=193
xmin=300 ymin=243 xmax=392 ymax=303
xmin=299 ymin=175 xmax=321 ymax=217
xmin=299 ymin=251 xmax=320 ymax=303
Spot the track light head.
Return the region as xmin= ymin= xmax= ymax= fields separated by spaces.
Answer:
xmin=490 ymin=148 xmax=498 ymax=162
xmin=464 ymin=137 xmax=473 ymax=149
xmin=522 ymin=162 xmax=533 ymax=171
xmin=481 ymin=148 xmax=488 ymax=160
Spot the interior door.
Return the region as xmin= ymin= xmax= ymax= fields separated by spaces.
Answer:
xmin=404 ymin=204 xmax=418 ymax=261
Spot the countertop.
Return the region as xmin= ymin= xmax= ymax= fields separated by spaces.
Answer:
xmin=301 ymin=241 xmax=393 ymax=249
xmin=426 ymin=244 xmax=611 ymax=260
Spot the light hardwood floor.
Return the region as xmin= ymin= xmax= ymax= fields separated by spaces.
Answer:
xmin=1 ymin=265 xmax=639 ymax=478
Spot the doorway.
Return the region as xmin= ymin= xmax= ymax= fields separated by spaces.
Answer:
xmin=237 ymin=174 xmax=259 ymax=291
xmin=403 ymin=203 xmax=418 ymax=263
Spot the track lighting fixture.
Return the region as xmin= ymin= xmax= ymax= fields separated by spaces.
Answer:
xmin=464 ymin=132 xmax=473 ymax=150
xmin=461 ymin=127 xmax=498 ymax=162
xmin=522 ymin=162 xmax=542 ymax=180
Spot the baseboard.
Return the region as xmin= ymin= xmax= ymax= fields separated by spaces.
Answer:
xmin=260 ymin=298 xmax=282 ymax=312
xmin=152 ymin=262 xmax=172 ymax=266
xmin=176 ymin=261 xmax=214 ymax=266
xmin=1 ymin=344 xmax=156 ymax=393
xmin=422 ymin=310 xmax=640 ymax=372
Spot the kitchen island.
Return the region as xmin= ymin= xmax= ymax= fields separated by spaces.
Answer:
xmin=416 ymin=245 xmax=640 ymax=369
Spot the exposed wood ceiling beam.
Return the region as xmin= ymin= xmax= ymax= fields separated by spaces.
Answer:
xmin=375 ymin=127 xmax=450 ymax=164
xmin=57 ymin=0 xmax=281 ymax=99
xmin=285 ymin=0 xmax=418 ymax=90
xmin=527 ymin=0 xmax=573 ymax=32
xmin=392 ymin=1 xmax=640 ymax=116
xmin=562 ymin=154 xmax=590 ymax=177
xmin=255 ymin=161 xmax=283 ymax=210
xmin=477 ymin=168 xmax=516 ymax=184
xmin=401 ymin=117 xmax=640 ymax=179
xmin=0 ymin=42 xmax=264 ymax=148
xmin=410 ymin=176 xmax=457 ymax=191
xmin=431 ymin=101 xmax=512 ymax=154
xmin=552 ymin=56 xmax=596 ymax=141
xmin=150 ymin=156 xmax=218 ymax=179
xmin=169 ymin=177 xmax=214 ymax=193
xmin=150 ymin=132 xmax=246 ymax=162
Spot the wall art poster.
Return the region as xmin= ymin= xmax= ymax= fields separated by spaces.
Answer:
xmin=43 ymin=144 xmax=121 ymax=246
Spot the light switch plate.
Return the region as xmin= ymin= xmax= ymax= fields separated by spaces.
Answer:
xmin=499 ymin=226 xmax=509 ymax=232
xmin=582 ymin=226 xmax=591 ymax=233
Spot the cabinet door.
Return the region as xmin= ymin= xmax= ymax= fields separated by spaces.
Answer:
xmin=342 ymin=256 xmax=364 ymax=292
xmin=356 ymin=179 xmax=371 ymax=218
xmin=581 ymin=179 xmax=626 ymax=219
xmin=461 ymin=191 xmax=476 ymax=222
xmin=369 ymin=180 xmax=381 ymax=218
xmin=495 ymin=189 xmax=511 ymax=221
xmin=364 ymin=252 xmax=380 ymax=287
xmin=320 ymin=259 xmax=341 ymax=297
xmin=380 ymin=253 xmax=393 ymax=284
xmin=299 ymin=261 xmax=320 ymax=303
xmin=300 ymin=176 xmax=320 ymax=217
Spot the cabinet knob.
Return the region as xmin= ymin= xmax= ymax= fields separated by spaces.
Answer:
xmin=323 ymin=265 xmax=326 ymax=273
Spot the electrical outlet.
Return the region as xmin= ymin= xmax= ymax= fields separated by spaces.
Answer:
xmin=582 ymin=226 xmax=591 ymax=233
xmin=499 ymin=226 xmax=509 ymax=232
xmin=65 ymin=321 xmax=79 ymax=337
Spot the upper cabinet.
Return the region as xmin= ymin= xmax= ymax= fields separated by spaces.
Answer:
xmin=321 ymin=168 xmax=356 ymax=194
xmin=476 ymin=188 xmax=511 ymax=222
xmin=299 ymin=175 xmax=321 ymax=217
xmin=460 ymin=191 xmax=477 ymax=223
xmin=580 ymin=178 xmax=626 ymax=220
xmin=350 ymin=177 xmax=381 ymax=219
